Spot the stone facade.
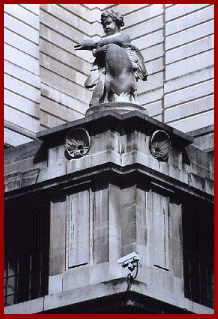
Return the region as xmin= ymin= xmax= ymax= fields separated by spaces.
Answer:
xmin=4 ymin=4 xmax=214 ymax=314
xmin=4 ymin=108 xmax=214 ymax=313
xmin=4 ymin=4 xmax=214 ymax=152
xmin=4 ymin=4 xmax=41 ymax=146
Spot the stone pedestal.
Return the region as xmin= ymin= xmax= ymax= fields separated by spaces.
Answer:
xmin=4 ymin=106 xmax=214 ymax=314
xmin=85 ymin=102 xmax=148 ymax=116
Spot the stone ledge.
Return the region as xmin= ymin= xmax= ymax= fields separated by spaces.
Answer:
xmin=4 ymin=151 xmax=214 ymax=201
xmin=4 ymin=297 xmax=44 ymax=314
xmin=44 ymin=277 xmax=127 ymax=311
xmin=4 ymin=278 xmax=214 ymax=314
xmin=36 ymin=108 xmax=194 ymax=148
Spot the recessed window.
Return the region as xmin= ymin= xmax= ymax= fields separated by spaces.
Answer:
xmin=183 ymin=197 xmax=214 ymax=309
xmin=4 ymin=192 xmax=50 ymax=307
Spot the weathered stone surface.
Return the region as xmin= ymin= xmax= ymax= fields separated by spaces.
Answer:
xmin=4 ymin=110 xmax=214 ymax=202
xmin=4 ymin=277 xmax=214 ymax=314
xmin=165 ymin=4 xmax=210 ymax=22
xmin=166 ymin=35 xmax=214 ymax=65
xmin=68 ymin=190 xmax=90 ymax=267
xmin=86 ymin=102 xmax=148 ymax=116
xmin=63 ymin=264 xmax=90 ymax=291
xmin=108 ymin=185 xmax=121 ymax=261
xmin=4 ymin=139 xmax=44 ymax=166
xmin=50 ymin=198 xmax=66 ymax=275
xmin=152 ymin=192 xmax=169 ymax=269
xmin=4 ymin=297 xmax=44 ymax=314
xmin=44 ymin=279 xmax=128 ymax=311
xmin=166 ymin=6 xmax=213 ymax=38
xmin=4 ymin=107 xmax=213 ymax=314
xmin=166 ymin=50 xmax=214 ymax=81
xmin=151 ymin=266 xmax=174 ymax=293
xmin=49 ymin=274 xmax=63 ymax=294
xmin=166 ymin=20 xmax=213 ymax=50
xmin=4 ymin=127 xmax=34 ymax=148
xmin=36 ymin=109 xmax=194 ymax=145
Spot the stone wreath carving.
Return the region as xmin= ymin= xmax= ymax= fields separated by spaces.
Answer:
xmin=149 ymin=130 xmax=171 ymax=161
xmin=66 ymin=128 xmax=90 ymax=159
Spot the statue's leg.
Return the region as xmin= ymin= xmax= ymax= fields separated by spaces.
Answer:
xmin=107 ymin=90 xmax=116 ymax=103
xmin=89 ymin=74 xmax=106 ymax=106
xmin=84 ymin=67 xmax=100 ymax=89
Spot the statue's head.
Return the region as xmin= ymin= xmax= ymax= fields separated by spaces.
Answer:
xmin=101 ymin=10 xmax=124 ymax=35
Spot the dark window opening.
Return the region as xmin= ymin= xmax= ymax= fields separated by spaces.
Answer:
xmin=183 ymin=197 xmax=214 ymax=309
xmin=4 ymin=192 xmax=50 ymax=307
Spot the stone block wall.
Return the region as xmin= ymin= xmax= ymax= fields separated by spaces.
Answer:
xmin=121 ymin=4 xmax=165 ymax=119
xmin=39 ymin=4 xmax=93 ymax=129
xmin=109 ymin=4 xmax=214 ymax=148
xmin=4 ymin=4 xmax=41 ymax=146
xmin=46 ymin=183 xmax=184 ymax=298
xmin=164 ymin=4 xmax=214 ymax=152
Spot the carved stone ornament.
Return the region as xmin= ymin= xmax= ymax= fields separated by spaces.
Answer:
xmin=149 ymin=130 xmax=171 ymax=161
xmin=66 ymin=128 xmax=90 ymax=159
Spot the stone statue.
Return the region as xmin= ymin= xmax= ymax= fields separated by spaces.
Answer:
xmin=75 ymin=10 xmax=148 ymax=106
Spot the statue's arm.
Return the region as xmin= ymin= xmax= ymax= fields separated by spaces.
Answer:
xmin=74 ymin=39 xmax=96 ymax=51
xmin=96 ymin=34 xmax=131 ymax=47
xmin=74 ymin=34 xmax=131 ymax=51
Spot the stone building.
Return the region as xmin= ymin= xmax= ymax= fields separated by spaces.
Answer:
xmin=4 ymin=4 xmax=214 ymax=314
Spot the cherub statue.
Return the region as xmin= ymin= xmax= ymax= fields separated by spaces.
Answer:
xmin=75 ymin=10 xmax=147 ymax=106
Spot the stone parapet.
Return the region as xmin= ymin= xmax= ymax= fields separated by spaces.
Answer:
xmin=4 ymin=108 xmax=213 ymax=200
